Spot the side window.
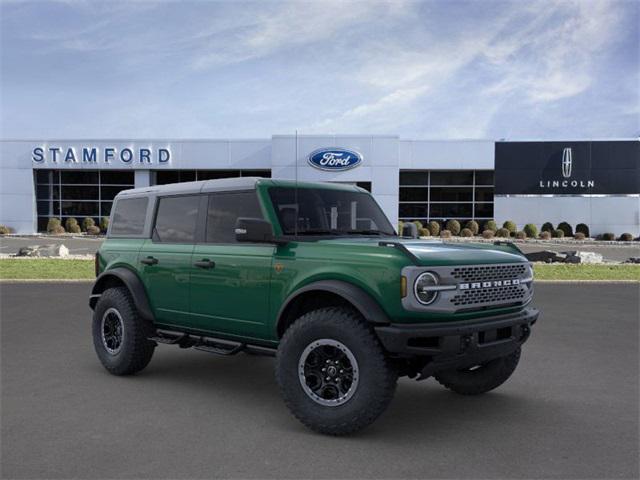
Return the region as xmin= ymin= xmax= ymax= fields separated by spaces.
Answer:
xmin=153 ymin=195 xmax=200 ymax=243
xmin=206 ymin=192 xmax=263 ymax=243
xmin=110 ymin=197 xmax=148 ymax=236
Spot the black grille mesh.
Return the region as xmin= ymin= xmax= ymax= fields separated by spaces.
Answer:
xmin=451 ymin=264 xmax=527 ymax=283
xmin=451 ymin=285 xmax=527 ymax=307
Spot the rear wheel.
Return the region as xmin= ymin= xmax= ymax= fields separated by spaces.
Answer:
xmin=434 ymin=348 xmax=521 ymax=395
xmin=276 ymin=307 xmax=397 ymax=435
xmin=92 ymin=287 xmax=156 ymax=375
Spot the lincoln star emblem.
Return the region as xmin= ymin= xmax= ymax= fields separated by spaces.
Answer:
xmin=561 ymin=147 xmax=572 ymax=178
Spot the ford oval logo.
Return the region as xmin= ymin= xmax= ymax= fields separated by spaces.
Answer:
xmin=307 ymin=148 xmax=362 ymax=171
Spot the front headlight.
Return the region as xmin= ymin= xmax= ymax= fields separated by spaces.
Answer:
xmin=414 ymin=272 xmax=439 ymax=305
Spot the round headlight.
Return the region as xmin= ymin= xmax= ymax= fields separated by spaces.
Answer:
xmin=414 ymin=272 xmax=439 ymax=305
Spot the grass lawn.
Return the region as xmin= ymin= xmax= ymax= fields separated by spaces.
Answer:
xmin=0 ymin=259 xmax=638 ymax=281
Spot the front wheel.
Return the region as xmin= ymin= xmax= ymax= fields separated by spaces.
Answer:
xmin=276 ymin=307 xmax=397 ymax=435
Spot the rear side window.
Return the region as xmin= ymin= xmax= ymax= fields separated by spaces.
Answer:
xmin=109 ymin=197 xmax=148 ymax=236
xmin=153 ymin=195 xmax=200 ymax=243
xmin=206 ymin=192 xmax=263 ymax=243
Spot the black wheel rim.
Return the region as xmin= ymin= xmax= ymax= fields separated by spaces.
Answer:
xmin=101 ymin=308 xmax=124 ymax=355
xmin=298 ymin=339 xmax=359 ymax=407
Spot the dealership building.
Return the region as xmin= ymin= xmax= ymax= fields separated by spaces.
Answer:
xmin=0 ymin=136 xmax=638 ymax=236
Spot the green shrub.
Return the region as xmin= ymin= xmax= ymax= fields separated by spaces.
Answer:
xmin=552 ymin=229 xmax=565 ymax=238
xmin=539 ymin=231 xmax=551 ymax=240
xmin=65 ymin=217 xmax=81 ymax=234
xmin=496 ymin=228 xmax=510 ymax=238
xmin=484 ymin=220 xmax=497 ymax=232
xmin=100 ymin=216 xmax=109 ymax=232
xmin=440 ymin=229 xmax=452 ymax=238
xmin=502 ymin=220 xmax=517 ymax=236
xmin=86 ymin=225 xmax=101 ymax=235
xmin=523 ymin=223 xmax=538 ymax=238
xmin=574 ymin=232 xmax=586 ymax=240
xmin=541 ymin=222 xmax=554 ymax=233
xmin=46 ymin=218 xmax=61 ymax=233
xmin=515 ymin=231 xmax=527 ymax=240
xmin=50 ymin=225 xmax=65 ymax=235
xmin=575 ymin=223 xmax=590 ymax=237
xmin=481 ymin=229 xmax=495 ymax=239
xmin=82 ymin=217 xmax=96 ymax=231
xmin=428 ymin=221 xmax=441 ymax=237
xmin=557 ymin=221 xmax=573 ymax=237
xmin=412 ymin=220 xmax=423 ymax=230
xmin=0 ymin=224 xmax=12 ymax=234
xmin=418 ymin=228 xmax=431 ymax=237
xmin=464 ymin=220 xmax=479 ymax=235
xmin=618 ymin=233 xmax=633 ymax=241
xmin=397 ymin=221 xmax=404 ymax=234
xmin=445 ymin=219 xmax=461 ymax=236
xmin=599 ymin=232 xmax=615 ymax=241
xmin=460 ymin=228 xmax=473 ymax=237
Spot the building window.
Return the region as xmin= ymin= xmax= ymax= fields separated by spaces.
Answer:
xmin=153 ymin=169 xmax=271 ymax=185
xmin=398 ymin=170 xmax=494 ymax=223
xmin=35 ymin=170 xmax=134 ymax=232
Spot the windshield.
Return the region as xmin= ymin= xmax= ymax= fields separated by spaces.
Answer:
xmin=268 ymin=187 xmax=396 ymax=236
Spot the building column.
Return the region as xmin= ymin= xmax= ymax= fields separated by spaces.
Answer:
xmin=134 ymin=170 xmax=152 ymax=188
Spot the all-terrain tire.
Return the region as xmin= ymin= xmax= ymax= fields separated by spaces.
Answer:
xmin=434 ymin=348 xmax=521 ymax=395
xmin=92 ymin=287 xmax=156 ymax=375
xmin=276 ymin=307 xmax=397 ymax=435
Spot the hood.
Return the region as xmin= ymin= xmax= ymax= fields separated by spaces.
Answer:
xmin=317 ymin=237 xmax=527 ymax=266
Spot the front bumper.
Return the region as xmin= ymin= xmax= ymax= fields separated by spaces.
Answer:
xmin=375 ymin=307 xmax=539 ymax=378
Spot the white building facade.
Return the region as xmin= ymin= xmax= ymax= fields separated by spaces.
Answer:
xmin=0 ymin=136 xmax=637 ymax=236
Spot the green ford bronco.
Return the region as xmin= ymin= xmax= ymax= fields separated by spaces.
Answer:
xmin=90 ymin=178 xmax=538 ymax=435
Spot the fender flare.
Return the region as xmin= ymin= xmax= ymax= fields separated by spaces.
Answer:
xmin=276 ymin=280 xmax=390 ymax=336
xmin=89 ymin=267 xmax=155 ymax=323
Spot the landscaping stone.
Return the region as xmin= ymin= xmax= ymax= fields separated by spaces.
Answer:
xmin=624 ymin=257 xmax=640 ymax=264
xmin=16 ymin=244 xmax=69 ymax=258
xmin=525 ymin=250 xmax=565 ymax=263
xmin=562 ymin=251 xmax=604 ymax=264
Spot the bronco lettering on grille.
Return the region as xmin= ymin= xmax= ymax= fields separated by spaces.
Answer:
xmin=458 ymin=279 xmax=521 ymax=290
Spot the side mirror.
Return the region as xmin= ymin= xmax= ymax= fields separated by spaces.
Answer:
xmin=235 ymin=217 xmax=281 ymax=244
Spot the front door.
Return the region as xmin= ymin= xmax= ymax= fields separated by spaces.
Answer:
xmin=189 ymin=191 xmax=274 ymax=340
xmin=138 ymin=194 xmax=201 ymax=327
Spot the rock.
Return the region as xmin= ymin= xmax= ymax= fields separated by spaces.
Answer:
xmin=525 ymin=250 xmax=566 ymax=263
xmin=563 ymin=251 xmax=604 ymax=264
xmin=624 ymin=257 xmax=640 ymax=264
xmin=16 ymin=244 xmax=69 ymax=258
xmin=17 ymin=246 xmax=40 ymax=257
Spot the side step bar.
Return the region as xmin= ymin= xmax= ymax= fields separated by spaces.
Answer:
xmin=149 ymin=328 xmax=277 ymax=357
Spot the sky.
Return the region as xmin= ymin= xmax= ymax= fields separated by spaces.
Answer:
xmin=1 ymin=0 xmax=638 ymax=140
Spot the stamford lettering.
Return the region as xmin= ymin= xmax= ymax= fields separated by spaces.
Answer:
xmin=32 ymin=146 xmax=171 ymax=165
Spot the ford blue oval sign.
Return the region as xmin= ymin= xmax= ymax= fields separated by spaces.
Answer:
xmin=308 ymin=148 xmax=362 ymax=171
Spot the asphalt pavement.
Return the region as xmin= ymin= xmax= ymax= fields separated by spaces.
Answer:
xmin=1 ymin=283 xmax=638 ymax=479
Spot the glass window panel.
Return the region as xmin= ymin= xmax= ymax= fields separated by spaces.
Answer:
xmin=61 ymin=185 xmax=99 ymax=200
xmin=429 ymin=187 xmax=473 ymax=202
xmin=430 ymin=171 xmax=473 ymax=186
xmin=206 ymin=192 xmax=264 ymax=243
xmin=110 ymin=197 xmax=148 ymax=236
xmin=37 ymin=217 xmax=51 ymax=232
xmin=61 ymin=201 xmax=99 ymax=216
xmin=35 ymin=170 xmax=52 ymax=183
xmin=399 ymin=203 xmax=429 ymax=218
xmin=197 ymin=170 xmax=240 ymax=180
xmin=155 ymin=171 xmax=181 ymax=185
xmin=475 ymin=171 xmax=494 ymax=185
xmin=100 ymin=202 xmax=113 ymax=216
xmin=101 ymin=185 xmax=133 ymax=201
xmin=37 ymin=201 xmax=51 ymax=215
xmin=153 ymin=195 xmax=200 ymax=243
xmin=100 ymin=171 xmax=134 ymax=185
xmin=36 ymin=185 xmax=50 ymax=199
xmin=356 ymin=182 xmax=372 ymax=192
xmin=474 ymin=203 xmax=494 ymax=218
xmin=475 ymin=187 xmax=494 ymax=202
xmin=60 ymin=171 xmax=99 ymax=184
xmin=242 ymin=170 xmax=271 ymax=178
xmin=399 ymin=172 xmax=429 ymax=185
xmin=53 ymin=202 xmax=60 ymax=215
xmin=429 ymin=203 xmax=473 ymax=218
xmin=399 ymin=188 xmax=428 ymax=202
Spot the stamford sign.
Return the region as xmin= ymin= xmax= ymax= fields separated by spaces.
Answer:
xmin=32 ymin=146 xmax=171 ymax=165
xmin=308 ymin=147 xmax=362 ymax=171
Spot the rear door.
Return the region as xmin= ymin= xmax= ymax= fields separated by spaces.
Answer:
xmin=188 ymin=191 xmax=274 ymax=339
xmin=138 ymin=194 xmax=202 ymax=327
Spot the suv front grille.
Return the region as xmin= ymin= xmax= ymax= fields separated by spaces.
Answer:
xmin=450 ymin=264 xmax=527 ymax=283
xmin=451 ymin=284 xmax=527 ymax=307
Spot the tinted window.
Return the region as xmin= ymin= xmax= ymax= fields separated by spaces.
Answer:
xmin=206 ymin=192 xmax=263 ymax=243
xmin=110 ymin=197 xmax=148 ymax=236
xmin=154 ymin=195 xmax=200 ymax=243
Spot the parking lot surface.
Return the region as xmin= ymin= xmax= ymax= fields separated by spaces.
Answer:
xmin=1 ymin=282 xmax=638 ymax=479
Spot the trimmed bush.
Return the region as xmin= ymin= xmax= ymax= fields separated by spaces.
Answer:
xmin=481 ymin=229 xmax=495 ymax=239
xmin=574 ymin=232 xmax=586 ymax=240
xmin=428 ymin=221 xmax=441 ymax=237
xmin=445 ymin=219 xmax=461 ymax=236
xmin=575 ymin=223 xmax=590 ymax=238
xmin=0 ymin=224 xmax=12 ymax=234
xmin=515 ymin=231 xmax=527 ymax=240
xmin=552 ymin=229 xmax=565 ymax=238
xmin=412 ymin=220 xmax=423 ymax=230
xmin=100 ymin=216 xmax=109 ymax=232
xmin=397 ymin=221 xmax=404 ymax=234
xmin=557 ymin=221 xmax=573 ymax=237
xmin=460 ymin=228 xmax=473 ymax=237
xmin=440 ymin=229 xmax=452 ymax=239
xmin=502 ymin=220 xmax=517 ymax=236
xmin=464 ymin=220 xmax=479 ymax=235
xmin=46 ymin=218 xmax=61 ymax=233
xmin=541 ymin=222 xmax=554 ymax=233
xmin=82 ymin=217 xmax=96 ymax=231
xmin=86 ymin=225 xmax=101 ymax=235
xmin=484 ymin=220 xmax=497 ymax=232
xmin=618 ymin=233 xmax=633 ymax=242
xmin=50 ymin=225 xmax=66 ymax=235
xmin=496 ymin=228 xmax=510 ymax=238
xmin=523 ymin=223 xmax=538 ymax=238
xmin=65 ymin=217 xmax=81 ymax=234
xmin=599 ymin=232 xmax=615 ymax=241
xmin=539 ymin=231 xmax=551 ymax=240
xmin=419 ymin=228 xmax=431 ymax=237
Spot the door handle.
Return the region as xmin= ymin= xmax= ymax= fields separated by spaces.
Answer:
xmin=140 ymin=256 xmax=159 ymax=265
xmin=194 ymin=259 xmax=215 ymax=269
